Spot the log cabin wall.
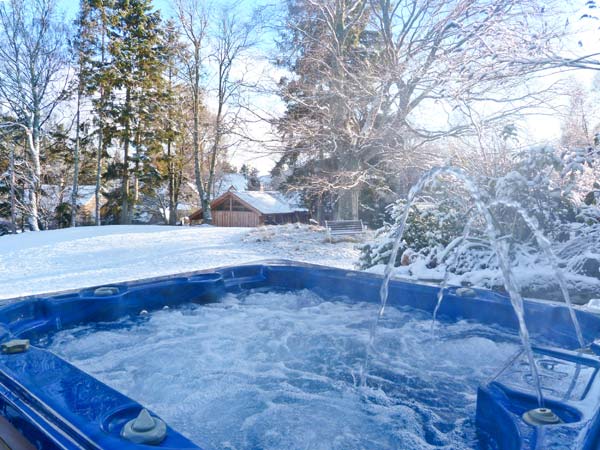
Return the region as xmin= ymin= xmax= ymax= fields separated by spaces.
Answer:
xmin=213 ymin=210 xmax=260 ymax=227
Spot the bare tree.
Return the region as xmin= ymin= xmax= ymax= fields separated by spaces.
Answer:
xmin=277 ymin=0 xmax=567 ymax=220
xmin=204 ymin=5 xmax=258 ymax=220
xmin=0 ymin=0 xmax=69 ymax=231
xmin=560 ymin=80 xmax=600 ymax=148
xmin=176 ymin=0 xmax=211 ymax=220
xmin=176 ymin=0 xmax=258 ymax=223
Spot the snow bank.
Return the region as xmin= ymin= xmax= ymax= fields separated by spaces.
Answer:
xmin=0 ymin=224 xmax=361 ymax=300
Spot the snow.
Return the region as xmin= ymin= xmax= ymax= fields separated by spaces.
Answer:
xmin=234 ymin=191 xmax=307 ymax=214
xmin=0 ymin=224 xmax=362 ymax=300
xmin=213 ymin=173 xmax=248 ymax=197
xmin=366 ymin=251 xmax=600 ymax=305
xmin=258 ymin=174 xmax=272 ymax=189
xmin=584 ymin=298 xmax=600 ymax=313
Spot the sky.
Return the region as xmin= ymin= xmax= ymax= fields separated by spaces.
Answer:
xmin=55 ymin=0 xmax=600 ymax=175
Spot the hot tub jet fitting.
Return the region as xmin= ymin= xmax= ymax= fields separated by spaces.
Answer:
xmin=522 ymin=407 xmax=563 ymax=426
xmin=1 ymin=339 xmax=29 ymax=354
xmin=121 ymin=408 xmax=167 ymax=445
xmin=94 ymin=286 xmax=119 ymax=296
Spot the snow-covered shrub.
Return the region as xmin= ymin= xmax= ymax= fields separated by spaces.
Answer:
xmin=492 ymin=146 xmax=586 ymax=240
xmin=359 ymin=145 xmax=600 ymax=300
xmin=358 ymin=189 xmax=468 ymax=270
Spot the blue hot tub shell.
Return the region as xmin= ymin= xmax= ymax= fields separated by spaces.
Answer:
xmin=0 ymin=260 xmax=599 ymax=449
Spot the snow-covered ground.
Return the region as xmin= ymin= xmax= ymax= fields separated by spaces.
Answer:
xmin=0 ymin=224 xmax=364 ymax=300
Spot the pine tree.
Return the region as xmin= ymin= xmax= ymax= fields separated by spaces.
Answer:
xmin=106 ymin=0 xmax=166 ymax=224
xmin=156 ymin=20 xmax=189 ymax=225
xmin=77 ymin=0 xmax=114 ymax=226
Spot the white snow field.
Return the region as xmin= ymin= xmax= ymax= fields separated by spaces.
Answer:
xmin=0 ymin=224 xmax=363 ymax=300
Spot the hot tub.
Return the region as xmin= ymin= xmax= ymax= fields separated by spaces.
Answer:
xmin=0 ymin=260 xmax=599 ymax=449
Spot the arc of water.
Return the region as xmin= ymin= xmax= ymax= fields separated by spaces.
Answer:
xmin=360 ymin=171 xmax=439 ymax=387
xmin=490 ymin=200 xmax=585 ymax=348
xmin=365 ymin=166 xmax=544 ymax=406
xmin=431 ymin=216 xmax=475 ymax=335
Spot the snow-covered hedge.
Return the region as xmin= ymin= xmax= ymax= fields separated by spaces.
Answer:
xmin=358 ymin=146 xmax=600 ymax=302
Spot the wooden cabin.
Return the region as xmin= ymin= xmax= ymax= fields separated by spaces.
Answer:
xmin=188 ymin=190 xmax=309 ymax=227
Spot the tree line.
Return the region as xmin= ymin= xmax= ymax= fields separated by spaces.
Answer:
xmin=0 ymin=0 xmax=598 ymax=232
xmin=0 ymin=0 xmax=255 ymax=230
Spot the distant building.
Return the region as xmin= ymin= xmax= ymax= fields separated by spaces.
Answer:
xmin=189 ymin=188 xmax=309 ymax=227
xmin=39 ymin=185 xmax=104 ymax=226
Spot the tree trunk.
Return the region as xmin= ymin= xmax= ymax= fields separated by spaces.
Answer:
xmin=204 ymin=103 xmax=225 ymax=226
xmin=351 ymin=186 xmax=359 ymax=220
xmin=335 ymin=188 xmax=359 ymax=220
xmin=120 ymin=88 xmax=131 ymax=224
xmin=334 ymin=195 xmax=344 ymax=220
xmin=9 ymin=143 xmax=16 ymax=228
xmin=95 ymin=8 xmax=107 ymax=227
xmin=192 ymin=77 xmax=209 ymax=223
xmin=133 ymin=131 xmax=140 ymax=204
xmin=70 ymin=84 xmax=82 ymax=227
xmin=95 ymin=123 xmax=103 ymax=226
xmin=316 ymin=195 xmax=322 ymax=225
xmin=167 ymin=140 xmax=178 ymax=226
xmin=26 ymin=121 xmax=41 ymax=231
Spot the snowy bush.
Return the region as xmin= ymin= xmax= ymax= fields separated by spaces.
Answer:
xmin=493 ymin=146 xmax=584 ymax=240
xmin=359 ymin=145 xmax=600 ymax=301
xmin=358 ymin=188 xmax=469 ymax=270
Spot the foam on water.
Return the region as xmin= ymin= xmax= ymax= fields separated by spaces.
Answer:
xmin=44 ymin=290 xmax=519 ymax=450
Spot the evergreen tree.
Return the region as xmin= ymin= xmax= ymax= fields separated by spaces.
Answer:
xmin=157 ymin=21 xmax=188 ymax=225
xmin=248 ymin=167 xmax=261 ymax=191
xmin=107 ymin=0 xmax=166 ymax=224
xmin=77 ymin=0 xmax=114 ymax=225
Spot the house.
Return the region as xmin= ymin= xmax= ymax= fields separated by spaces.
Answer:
xmin=39 ymin=184 xmax=105 ymax=227
xmin=188 ymin=189 xmax=309 ymax=227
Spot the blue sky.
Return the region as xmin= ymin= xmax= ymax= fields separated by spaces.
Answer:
xmin=59 ymin=0 xmax=262 ymax=21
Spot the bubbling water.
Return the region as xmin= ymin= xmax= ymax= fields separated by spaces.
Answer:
xmin=45 ymin=289 xmax=519 ymax=450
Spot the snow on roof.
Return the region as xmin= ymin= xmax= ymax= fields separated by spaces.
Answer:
xmin=75 ymin=185 xmax=97 ymax=204
xmin=39 ymin=184 xmax=98 ymax=209
xmin=177 ymin=202 xmax=194 ymax=211
xmin=233 ymin=191 xmax=307 ymax=214
xmin=214 ymin=173 xmax=248 ymax=197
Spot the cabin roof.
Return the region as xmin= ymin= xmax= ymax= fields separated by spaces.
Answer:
xmin=232 ymin=191 xmax=306 ymax=214
xmin=189 ymin=190 xmax=307 ymax=219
